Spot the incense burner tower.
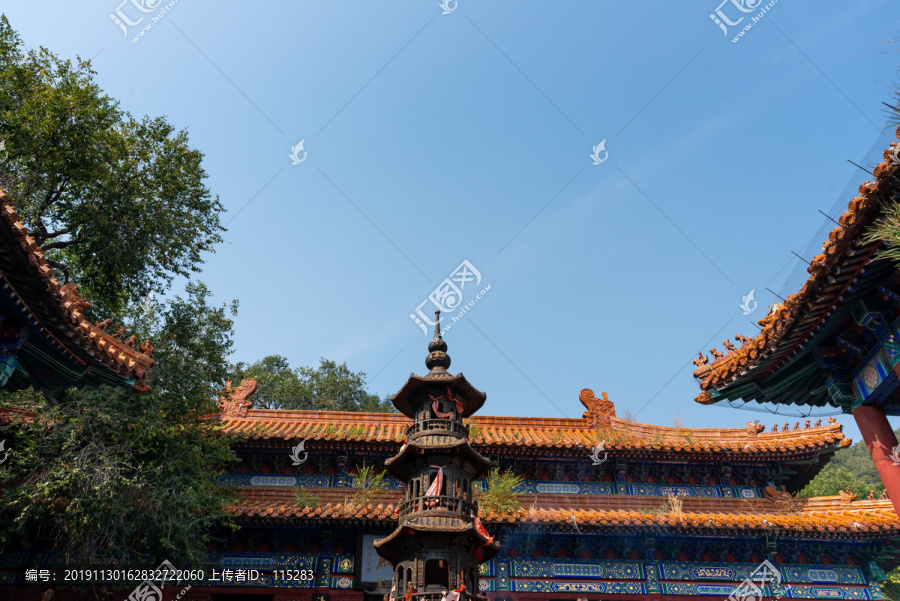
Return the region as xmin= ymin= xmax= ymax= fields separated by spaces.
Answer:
xmin=375 ymin=313 xmax=499 ymax=601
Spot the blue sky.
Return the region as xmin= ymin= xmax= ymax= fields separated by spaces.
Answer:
xmin=4 ymin=0 xmax=899 ymax=443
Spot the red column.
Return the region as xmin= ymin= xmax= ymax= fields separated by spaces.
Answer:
xmin=852 ymin=404 xmax=900 ymax=516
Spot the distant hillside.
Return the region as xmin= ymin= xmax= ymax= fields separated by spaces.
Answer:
xmin=799 ymin=433 xmax=885 ymax=499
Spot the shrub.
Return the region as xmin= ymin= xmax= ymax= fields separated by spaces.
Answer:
xmin=476 ymin=468 xmax=522 ymax=515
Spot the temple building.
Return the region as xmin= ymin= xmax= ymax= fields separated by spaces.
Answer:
xmin=166 ymin=354 xmax=898 ymax=600
xmin=9 ymin=383 xmax=898 ymax=600
xmin=693 ymin=128 xmax=900 ymax=517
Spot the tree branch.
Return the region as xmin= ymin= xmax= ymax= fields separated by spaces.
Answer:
xmin=36 ymin=177 xmax=70 ymax=218
xmin=39 ymin=388 xmax=61 ymax=406
xmin=45 ymin=258 xmax=71 ymax=283
xmin=41 ymin=240 xmax=73 ymax=251
xmin=34 ymin=226 xmax=74 ymax=243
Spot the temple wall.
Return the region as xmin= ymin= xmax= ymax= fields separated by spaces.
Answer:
xmin=219 ymin=471 xmax=767 ymax=499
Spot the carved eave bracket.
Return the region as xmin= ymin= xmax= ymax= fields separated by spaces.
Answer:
xmin=824 ymin=374 xmax=856 ymax=412
xmin=217 ymin=378 xmax=258 ymax=417
xmin=579 ymin=388 xmax=615 ymax=428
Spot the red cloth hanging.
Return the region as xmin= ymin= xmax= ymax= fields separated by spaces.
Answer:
xmin=425 ymin=465 xmax=444 ymax=507
xmin=446 ymin=584 xmax=466 ymax=601
xmin=431 ymin=388 xmax=464 ymax=414
xmin=426 ymin=466 xmax=444 ymax=497
xmin=432 ymin=398 xmax=453 ymax=419
xmin=446 ymin=386 xmax=464 ymax=413
xmin=473 ymin=515 xmax=494 ymax=561
xmin=473 ymin=515 xmax=494 ymax=543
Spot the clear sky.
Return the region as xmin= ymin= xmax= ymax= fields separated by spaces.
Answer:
xmin=4 ymin=0 xmax=899 ymax=444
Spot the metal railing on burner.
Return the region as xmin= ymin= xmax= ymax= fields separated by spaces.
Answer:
xmin=398 ymin=495 xmax=476 ymax=519
xmin=406 ymin=419 xmax=469 ymax=440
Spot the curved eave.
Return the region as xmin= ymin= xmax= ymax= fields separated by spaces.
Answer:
xmin=694 ymin=143 xmax=900 ymax=406
xmin=227 ymin=492 xmax=900 ymax=544
xmin=384 ymin=438 xmax=491 ymax=480
xmin=0 ymin=283 xmax=141 ymax=392
xmin=698 ymin=257 xmax=895 ymax=409
xmin=222 ymin=410 xmax=850 ymax=459
xmin=0 ymin=194 xmax=154 ymax=392
xmin=373 ymin=520 xmax=499 ymax=563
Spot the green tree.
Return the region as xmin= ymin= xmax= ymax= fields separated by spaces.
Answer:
xmin=0 ymin=15 xmax=224 ymax=316
xmin=798 ymin=465 xmax=880 ymax=499
xmin=888 ymin=83 xmax=900 ymax=127
xmin=0 ymin=283 xmax=240 ymax=566
xmin=348 ymin=463 xmax=389 ymax=507
xmin=799 ymin=435 xmax=886 ymax=498
xmin=475 ymin=469 xmax=523 ymax=515
xmin=234 ymin=356 xmax=394 ymax=412
xmin=0 ymin=16 xmax=236 ymax=573
xmin=884 ymin=569 xmax=900 ymax=601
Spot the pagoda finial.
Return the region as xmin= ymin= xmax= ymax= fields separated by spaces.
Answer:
xmin=426 ymin=310 xmax=451 ymax=371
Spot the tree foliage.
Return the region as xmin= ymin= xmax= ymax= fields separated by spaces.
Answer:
xmin=295 ymin=486 xmax=321 ymax=509
xmin=799 ymin=466 xmax=880 ymax=499
xmin=888 ymin=82 xmax=900 ymax=127
xmin=475 ymin=468 xmax=523 ymax=515
xmin=347 ymin=463 xmax=389 ymax=507
xmin=0 ymin=283 xmax=240 ymax=566
xmin=885 ymin=569 xmax=900 ymax=601
xmin=233 ymin=356 xmax=394 ymax=412
xmin=0 ymin=15 xmax=224 ymax=316
xmin=799 ymin=436 xmax=885 ymax=499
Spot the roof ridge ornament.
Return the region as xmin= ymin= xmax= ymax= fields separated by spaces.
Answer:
xmin=425 ymin=310 xmax=451 ymax=372
xmin=217 ymin=378 xmax=258 ymax=418
xmin=579 ymin=389 xmax=615 ymax=428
